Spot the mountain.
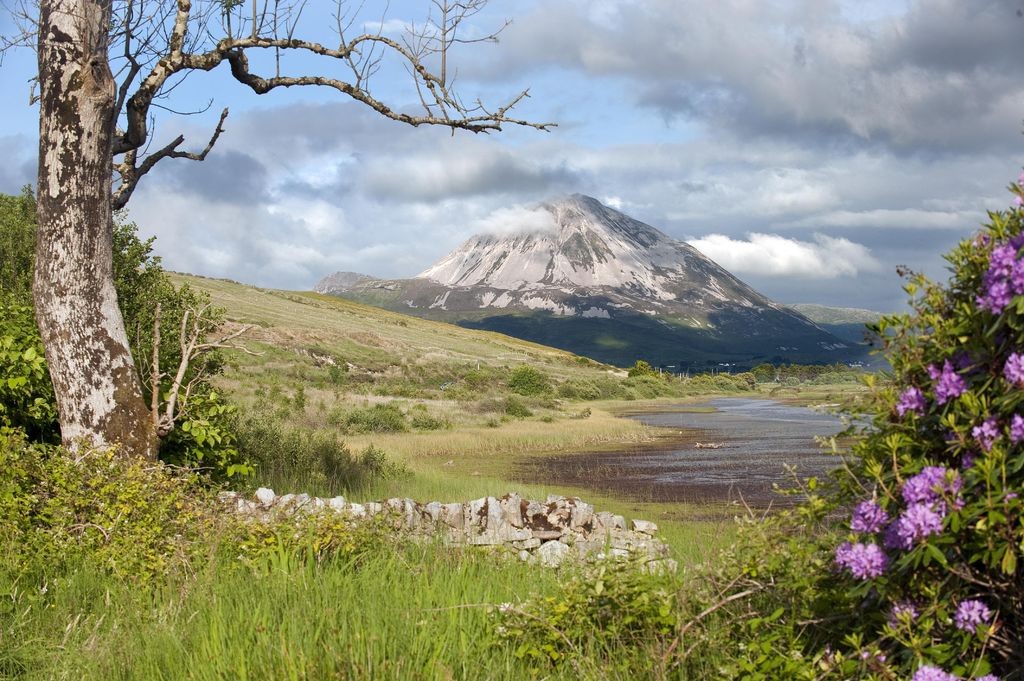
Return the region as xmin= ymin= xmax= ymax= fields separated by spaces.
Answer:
xmin=312 ymin=271 xmax=375 ymax=293
xmin=318 ymin=194 xmax=866 ymax=369
xmin=789 ymin=304 xmax=883 ymax=345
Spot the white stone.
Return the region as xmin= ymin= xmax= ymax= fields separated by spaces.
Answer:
xmin=631 ymin=519 xmax=658 ymax=535
xmin=328 ymin=496 xmax=347 ymax=512
xmin=254 ymin=487 xmax=276 ymax=507
xmin=347 ymin=503 xmax=366 ymax=518
xmin=537 ymin=540 xmax=570 ymax=567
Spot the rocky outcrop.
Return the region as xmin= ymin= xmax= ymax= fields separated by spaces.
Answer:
xmin=219 ymin=488 xmax=674 ymax=570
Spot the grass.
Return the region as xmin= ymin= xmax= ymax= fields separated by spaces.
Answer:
xmin=0 ymin=275 xmax=867 ymax=679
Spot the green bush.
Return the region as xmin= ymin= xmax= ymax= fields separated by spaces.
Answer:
xmin=492 ymin=558 xmax=679 ymax=675
xmin=0 ymin=302 xmax=59 ymax=443
xmin=343 ymin=402 xmax=409 ymax=433
xmin=503 ymin=396 xmax=533 ymax=418
xmin=627 ymin=359 xmax=658 ymax=378
xmin=0 ymin=429 xmax=211 ymax=582
xmin=508 ymin=365 xmax=552 ymax=396
xmin=556 ymin=379 xmax=604 ymax=401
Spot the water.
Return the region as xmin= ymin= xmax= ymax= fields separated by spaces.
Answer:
xmin=522 ymin=398 xmax=846 ymax=507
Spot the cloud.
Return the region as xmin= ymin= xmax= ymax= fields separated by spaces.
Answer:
xmin=687 ymin=232 xmax=881 ymax=278
xmin=474 ymin=205 xmax=558 ymax=237
xmin=473 ymin=0 xmax=1024 ymax=153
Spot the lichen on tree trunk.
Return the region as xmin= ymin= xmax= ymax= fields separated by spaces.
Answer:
xmin=34 ymin=0 xmax=156 ymax=458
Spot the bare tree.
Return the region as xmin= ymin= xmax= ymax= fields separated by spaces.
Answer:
xmin=16 ymin=0 xmax=552 ymax=458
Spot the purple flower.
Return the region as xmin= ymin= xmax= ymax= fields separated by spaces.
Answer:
xmin=961 ymin=451 xmax=976 ymax=469
xmin=954 ymin=599 xmax=992 ymax=633
xmin=1005 ymin=353 xmax=1024 ymax=386
xmin=912 ymin=666 xmax=959 ymax=681
xmin=887 ymin=600 xmax=919 ymax=627
xmin=902 ymin=466 xmax=959 ymax=504
xmin=928 ymin=361 xmax=967 ymax=404
xmin=896 ymin=386 xmax=927 ymax=417
xmin=972 ymin=417 xmax=1000 ymax=452
xmin=851 ymin=500 xmax=889 ymax=534
xmin=1011 ymin=259 xmax=1024 ymax=294
xmin=889 ymin=503 xmax=945 ymax=550
xmin=977 ymin=278 xmax=1013 ymax=314
xmin=975 ymin=676 xmax=1000 ymax=681
xmin=834 ymin=541 xmax=888 ymax=579
xmin=1011 ymin=414 xmax=1024 ymax=444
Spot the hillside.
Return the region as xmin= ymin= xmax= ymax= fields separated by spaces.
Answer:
xmin=789 ymin=303 xmax=883 ymax=345
xmin=320 ymin=195 xmax=866 ymax=369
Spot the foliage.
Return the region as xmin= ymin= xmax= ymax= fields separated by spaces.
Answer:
xmin=508 ymin=365 xmax=552 ymax=395
xmin=712 ymin=177 xmax=1024 ymax=679
xmin=0 ymin=429 xmax=212 ymax=582
xmin=236 ymin=411 xmax=407 ymax=496
xmin=0 ymin=187 xmax=37 ymax=301
xmin=343 ymin=402 xmax=410 ymax=433
xmin=0 ymin=302 xmax=59 ymax=443
xmin=0 ymin=191 xmax=247 ymax=479
xmin=503 ymin=396 xmax=533 ymax=418
xmin=161 ymin=391 xmax=252 ymax=480
xmin=492 ymin=557 xmax=679 ymax=675
xmin=627 ymin=360 xmax=658 ymax=378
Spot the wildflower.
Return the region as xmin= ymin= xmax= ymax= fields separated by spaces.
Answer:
xmin=977 ymin=277 xmax=1013 ymax=314
xmin=834 ymin=542 xmax=888 ymax=579
xmin=972 ymin=417 xmax=1000 ymax=452
xmin=851 ymin=500 xmax=889 ymax=534
xmin=927 ymin=361 xmax=967 ymax=404
xmin=896 ymin=386 xmax=927 ymax=417
xmin=887 ymin=600 xmax=919 ymax=627
xmin=888 ymin=503 xmax=944 ymax=550
xmin=1005 ymin=353 xmax=1024 ymax=386
xmin=975 ymin=675 xmax=1000 ymax=681
xmin=954 ymin=599 xmax=992 ymax=633
xmin=902 ymin=466 xmax=959 ymax=505
xmin=1011 ymin=414 xmax=1024 ymax=444
xmin=911 ymin=666 xmax=959 ymax=681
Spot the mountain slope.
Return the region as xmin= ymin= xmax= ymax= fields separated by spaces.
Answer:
xmin=319 ymin=195 xmax=865 ymax=369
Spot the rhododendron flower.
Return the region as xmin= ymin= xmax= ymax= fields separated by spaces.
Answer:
xmin=887 ymin=503 xmax=944 ymax=550
xmin=1004 ymin=352 xmax=1024 ymax=386
xmin=902 ymin=466 xmax=960 ymax=504
xmin=834 ymin=542 xmax=888 ymax=579
xmin=896 ymin=386 xmax=927 ymax=417
xmin=972 ymin=417 xmax=1000 ymax=452
xmin=1011 ymin=414 xmax=1024 ymax=444
xmin=851 ymin=500 xmax=889 ymax=534
xmin=954 ymin=599 xmax=992 ymax=633
xmin=911 ymin=666 xmax=959 ymax=681
xmin=927 ymin=361 xmax=967 ymax=403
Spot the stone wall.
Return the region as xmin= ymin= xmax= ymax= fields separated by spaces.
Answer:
xmin=219 ymin=488 xmax=674 ymax=569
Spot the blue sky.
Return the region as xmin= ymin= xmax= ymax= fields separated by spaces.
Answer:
xmin=2 ymin=0 xmax=1023 ymax=311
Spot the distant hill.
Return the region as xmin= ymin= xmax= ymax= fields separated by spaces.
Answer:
xmin=789 ymin=304 xmax=884 ymax=345
xmin=318 ymin=195 xmax=868 ymax=369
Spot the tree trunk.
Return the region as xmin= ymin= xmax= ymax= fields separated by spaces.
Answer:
xmin=34 ymin=0 xmax=156 ymax=458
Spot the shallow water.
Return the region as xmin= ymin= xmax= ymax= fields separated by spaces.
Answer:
xmin=522 ymin=398 xmax=846 ymax=507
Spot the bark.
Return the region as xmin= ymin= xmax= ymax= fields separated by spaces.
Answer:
xmin=34 ymin=0 xmax=156 ymax=458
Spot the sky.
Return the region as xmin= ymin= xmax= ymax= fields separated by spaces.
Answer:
xmin=2 ymin=0 xmax=1024 ymax=312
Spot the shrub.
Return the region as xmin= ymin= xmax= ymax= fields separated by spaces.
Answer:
xmin=0 ymin=301 xmax=59 ymax=443
xmin=557 ymin=379 xmax=604 ymax=401
xmin=715 ymin=175 xmax=1024 ymax=679
xmin=508 ymin=365 xmax=551 ymax=396
xmin=492 ymin=558 xmax=678 ymax=675
xmin=627 ymin=360 xmax=658 ymax=378
xmin=0 ymin=429 xmax=212 ymax=581
xmin=504 ymin=396 xmax=533 ymax=418
xmin=343 ymin=402 xmax=409 ymax=433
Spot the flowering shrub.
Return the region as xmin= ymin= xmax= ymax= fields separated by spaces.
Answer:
xmin=823 ymin=172 xmax=1024 ymax=679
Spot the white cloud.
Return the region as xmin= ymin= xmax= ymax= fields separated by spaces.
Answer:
xmin=475 ymin=205 xmax=558 ymax=237
xmin=787 ymin=208 xmax=974 ymax=230
xmin=687 ymin=232 xmax=881 ymax=278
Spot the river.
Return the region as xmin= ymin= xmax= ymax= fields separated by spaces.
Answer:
xmin=520 ymin=397 xmax=847 ymax=508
